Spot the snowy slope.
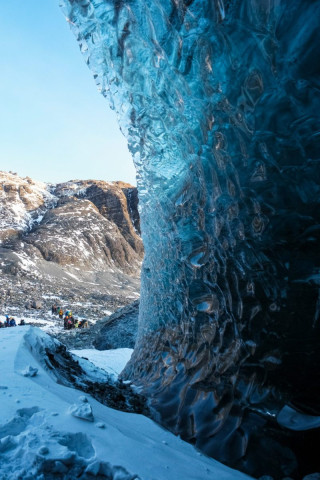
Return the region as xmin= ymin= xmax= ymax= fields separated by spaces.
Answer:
xmin=0 ymin=327 xmax=251 ymax=480
xmin=70 ymin=348 xmax=133 ymax=380
xmin=0 ymin=171 xmax=57 ymax=242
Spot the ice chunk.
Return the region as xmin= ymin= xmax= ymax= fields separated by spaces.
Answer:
xmin=69 ymin=401 xmax=94 ymax=422
xmin=96 ymin=422 xmax=106 ymax=429
xmin=21 ymin=366 xmax=38 ymax=377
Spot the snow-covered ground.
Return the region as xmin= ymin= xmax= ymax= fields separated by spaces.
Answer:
xmin=0 ymin=327 xmax=252 ymax=480
xmin=71 ymin=348 xmax=133 ymax=380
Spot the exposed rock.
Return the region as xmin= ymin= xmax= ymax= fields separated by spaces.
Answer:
xmin=93 ymin=300 xmax=139 ymax=350
xmin=83 ymin=181 xmax=142 ymax=255
xmin=24 ymin=197 xmax=140 ymax=273
xmin=31 ymin=300 xmax=43 ymax=310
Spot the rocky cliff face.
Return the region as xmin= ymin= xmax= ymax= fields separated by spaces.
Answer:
xmin=0 ymin=172 xmax=142 ymax=319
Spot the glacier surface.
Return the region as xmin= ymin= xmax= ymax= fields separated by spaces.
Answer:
xmin=59 ymin=0 xmax=320 ymax=477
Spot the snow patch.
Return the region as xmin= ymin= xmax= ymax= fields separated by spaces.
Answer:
xmin=70 ymin=348 xmax=133 ymax=380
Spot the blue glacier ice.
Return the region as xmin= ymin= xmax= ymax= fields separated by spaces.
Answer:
xmin=59 ymin=0 xmax=320 ymax=477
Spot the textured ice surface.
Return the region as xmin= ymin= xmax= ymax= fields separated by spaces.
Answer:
xmin=277 ymin=405 xmax=320 ymax=431
xmin=59 ymin=0 xmax=320 ymax=477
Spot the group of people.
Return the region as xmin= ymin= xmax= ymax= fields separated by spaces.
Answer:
xmin=0 ymin=315 xmax=25 ymax=328
xmin=0 ymin=306 xmax=89 ymax=331
xmin=51 ymin=305 xmax=89 ymax=330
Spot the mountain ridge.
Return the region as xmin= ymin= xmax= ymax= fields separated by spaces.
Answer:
xmin=0 ymin=171 xmax=142 ymax=321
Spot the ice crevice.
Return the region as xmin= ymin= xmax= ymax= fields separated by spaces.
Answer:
xmin=59 ymin=1 xmax=320 ymax=478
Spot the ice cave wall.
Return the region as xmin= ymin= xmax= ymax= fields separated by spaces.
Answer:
xmin=60 ymin=0 xmax=320 ymax=477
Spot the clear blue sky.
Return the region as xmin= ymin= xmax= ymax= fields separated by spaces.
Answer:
xmin=0 ymin=1 xmax=136 ymax=185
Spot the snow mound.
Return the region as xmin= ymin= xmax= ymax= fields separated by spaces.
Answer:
xmin=0 ymin=327 xmax=251 ymax=480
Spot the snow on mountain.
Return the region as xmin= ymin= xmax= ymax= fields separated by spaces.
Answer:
xmin=0 ymin=171 xmax=142 ymax=274
xmin=0 ymin=171 xmax=142 ymax=322
xmin=24 ymin=196 xmax=140 ymax=273
xmin=0 ymin=171 xmax=57 ymax=243
xmin=0 ymin=326 xmax=251 ymax=480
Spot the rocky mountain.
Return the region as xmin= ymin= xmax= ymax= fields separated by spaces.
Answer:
xmin=0 ymin=171 xmax=142 ymax=320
